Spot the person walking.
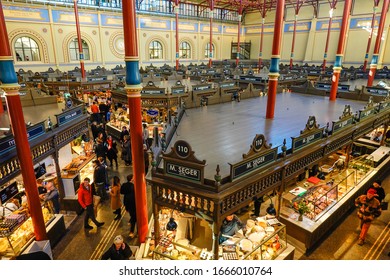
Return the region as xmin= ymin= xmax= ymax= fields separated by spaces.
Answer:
xmin=78 ymin=177 xmax=104 ymax=229
xmin=93 ymin=159 xmax=108 ymax=202
xmin=120 ymin=174 xmax=136 ymax=238
xmin=110 ymin=176 xmax=122 ymax=221
xmin=355 ymin=188 xmax=382 ymax=245
xmin=101 ymin=235 xmax=132 ymax=260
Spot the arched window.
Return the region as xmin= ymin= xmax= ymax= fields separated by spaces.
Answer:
xmin=179 ymin=41 xmax=191 ymax=59
xmin=69 ymin=38 xmax=90 ymax=61
xmin=14 ymin=36 xmax=40 ymax=61
xmin=205 ymin=43 xmax=215 ymax=59
xmin=149 ymin=40 xmax=163 ymax=59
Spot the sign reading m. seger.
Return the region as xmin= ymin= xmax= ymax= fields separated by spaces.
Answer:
xmin=165 ymin=162 xmax=201 ymax=182
xmin=231 ymin=148 xmax=277 ymax=180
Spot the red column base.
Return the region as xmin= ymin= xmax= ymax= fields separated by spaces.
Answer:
xmin=367 ymin=67 xmax=376 ymax=86
xmin=266 ymin=79 xmax=278 ymax=119
xmin=330 ymin=72 xmax=340 ymax=101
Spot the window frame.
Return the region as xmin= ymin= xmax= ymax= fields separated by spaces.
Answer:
xmin=179 ymin=41 xmax=191 ymax=59
xmin=69 ymin=38 xmax=91 ymax=61
xmin=149 ymin=40 xmax=163 ymax=60
xmin=14 ymin=36 xmax=41 ymax=62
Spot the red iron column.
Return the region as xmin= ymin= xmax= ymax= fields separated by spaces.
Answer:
xmin=73 ymin=0 xmax=86 ymax=79
xmin=122 ymin=0 xmax=148 ymax=242
xmin=363 ymin=0 xmax=380 ymax=72
xmin=0 ymin=4 xmax=47 ymax=240
xmin=368 ymin=0 xmax=389 ymax=86
xmin=329 ymin=0 xmax=352 ymax=101
xmin=209 ymin=0 xmax=214 ymax=67
xmin=258 ymin=0 xmax=267 ymax=71
xmin=266 ymin=0 xmax=285 ymax=119
xmin=175 ymin=0 xmax=180 ymax=70
xmin=322 ymin=0 xmax=337 ymax=72
xmin=290 ymin=0 xmax=304 ymax=69
xmin=236 ymin=0 xmax=243 ymax=66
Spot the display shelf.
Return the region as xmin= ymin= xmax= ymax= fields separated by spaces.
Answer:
xmin=0 ymin=207 xmax=54 ymax=258
xmin=153 ymin=238 xmax=212 ymax=260
xmin=219 ymin=219 xmax=287 ymax=260
xmin=282 ymin=169 xmax=357 ymax=221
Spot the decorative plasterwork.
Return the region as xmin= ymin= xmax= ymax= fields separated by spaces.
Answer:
xmin=109 ymin=31 xmax=125 ymax=59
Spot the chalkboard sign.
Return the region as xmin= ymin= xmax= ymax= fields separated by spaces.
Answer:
xmin=332 ymin=116 xmax=353 ymax=134
xmin=165 ymin=162 xmax=201 ymax=182
xmin=171 ymin=87 xmax=185 ymax=94
xmin=0 ymin=122 xmax=46 ymax=156
xmin=56 ymin=106 xmax=83 ymax=126
xmin=379 ymin=100 xmax=390 ymax=112
xmin=239 ymin=76 xmax=263 ymax=82
xmin=141 ymin=89 xmax=165 ymax=94
xmin=366 ymin=87 xmax=389 ymax=96
xmin=0 ymin=181 xmax=19 ymax=204
xmin=231 ymin=148 xmax=277 ymax=180
xmin=316 ymin=83 xmax=350 ymax=92
xmin=292 ymin=129 xmax=323 ymax=152
xmin=219 ymin=82 xmax=236 ymax=88
xmin=87 ymin=76 xmax=107 ymax=82
xmin=193 ymin=84 xmax=212 ymax=92
xmin=358 ymin=107 xmax=376 ymax=121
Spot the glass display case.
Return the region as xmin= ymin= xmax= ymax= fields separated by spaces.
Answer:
xmin=283 ymin=170 xmax=357 ymax=221
xmin=348 ymin=154 xmax=374 ymax=182
xmin=219 ymin=219 xmax=287 ymax=260
xmin=0 ymin=206 xmax=54 ymax=258
xmin=153 ymin=238 xmax=213 ymax=260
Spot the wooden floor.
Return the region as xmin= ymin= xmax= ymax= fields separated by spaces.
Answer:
xmin=169 ymin=92 xmax=368 ymax=178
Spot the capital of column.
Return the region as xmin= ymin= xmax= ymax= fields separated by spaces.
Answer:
xmin=0 ymin=56 xmax=13 ymax=61
xmin=125 ymin=56 xmax=139 ymax=62
xmin=268 ymin=73 xmax=280 ymax=80
xmin=332 ymin=67 xmax=342 ymax=73
xmin=125 ymin=84 xmax=142 ymax=98
xmin=1 ymin=84 xmax=21 ymax=92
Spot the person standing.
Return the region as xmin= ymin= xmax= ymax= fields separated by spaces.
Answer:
xmin=366 ymin=180 xmax=385 ymax=203
xmin=93 ymin=159 xmax=108 ymax=201
xmin=119 ymin=126 xmax=129 ymax=144
xmin=120 ymin=174 xmax=136 ymax=238
xmin=110 ymin=176 xmax=122 ymax=221
xmin=77 ymin=177 xmax=104 ymax=229
xmin=101 ymin=235 xmax=132 ymax=260
xmin=143 ymin=144 xmax=149 ymax=175
xmin=121 ymin=135 xmax=132 ymax=166
xmin=107 ymin=135 xmax=118 ymax=168
xmin=142 ymin=123 xmax=149 ymax=148
xmin=39 ymin=182 xmax=60 ymax=214
xmin=90 ymin=101 xmax=100 ymax=123
xmin=355 ymin=188 xmax=382 ymax=245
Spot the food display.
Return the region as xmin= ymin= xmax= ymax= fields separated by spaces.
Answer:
xmin=219 ymin=218 xmax=287 ymax=260
xmin=283 ymin=169 xmax=357 ymax=221
xmin=153 ymin=238 xmax=211 ymax=260
xmin=0 ymin=206 xmax=53 ymax=258
xmin=62 ymin=155 xmax=91 ymax=174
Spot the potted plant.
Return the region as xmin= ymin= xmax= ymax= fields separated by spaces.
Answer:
xmin=295 ymin=201 xmax=310 ymax=221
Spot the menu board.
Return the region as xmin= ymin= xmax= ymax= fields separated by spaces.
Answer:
xmin=0 ymin=181 xmax=18 ymax=204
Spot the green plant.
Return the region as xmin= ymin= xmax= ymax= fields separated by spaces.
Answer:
xmin=297 ymin=201 xmax=310 ymax=215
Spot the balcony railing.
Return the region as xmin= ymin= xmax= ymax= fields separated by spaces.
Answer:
xmin=7 ymin=0 xmax=239 ymax=22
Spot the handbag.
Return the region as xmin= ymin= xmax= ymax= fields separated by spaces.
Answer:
xmin=381 ymin=201 xmax=388 ymax=211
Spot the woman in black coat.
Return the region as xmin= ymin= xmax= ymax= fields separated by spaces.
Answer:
xmin=121 ymin=135 xmax=132 ymax=166
xmin=106 ymin=136 xmax=118 ymax=168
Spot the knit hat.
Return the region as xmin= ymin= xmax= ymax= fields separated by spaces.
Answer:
xmin=367 ymin=188 xmax=377 ymax=196
xmin=113 ymin=235 xmax=124 ymax=245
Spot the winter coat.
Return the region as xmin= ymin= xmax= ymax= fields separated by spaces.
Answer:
xmin=355 ymin=194 xmax=381 ymax=223
xmin=101 ymin=243 xmax=132 ymax=260
xmin=110 ymin=184 xmax=122 ymax=210
xmin=107 ymin=141 xmax=118 ymax=161
xmin=120 ymin=181 xmax=136 ymax=212
xmin=93 ymin=165 xmax=107 ymax=185
xmin=78 ymin=183 xmax=93 ymax=209
xmin=121 ymin=140 xmax=132 ymax=162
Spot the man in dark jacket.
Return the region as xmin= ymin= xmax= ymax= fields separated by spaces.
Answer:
xmin=120 ymin=174 xmax=136 ymax=238
xmin=93 ymin=160 xmax=108 ymax=201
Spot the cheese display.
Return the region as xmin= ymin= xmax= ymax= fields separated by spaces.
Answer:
xmin=219 ymin=218 xmax=287 ymax=260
